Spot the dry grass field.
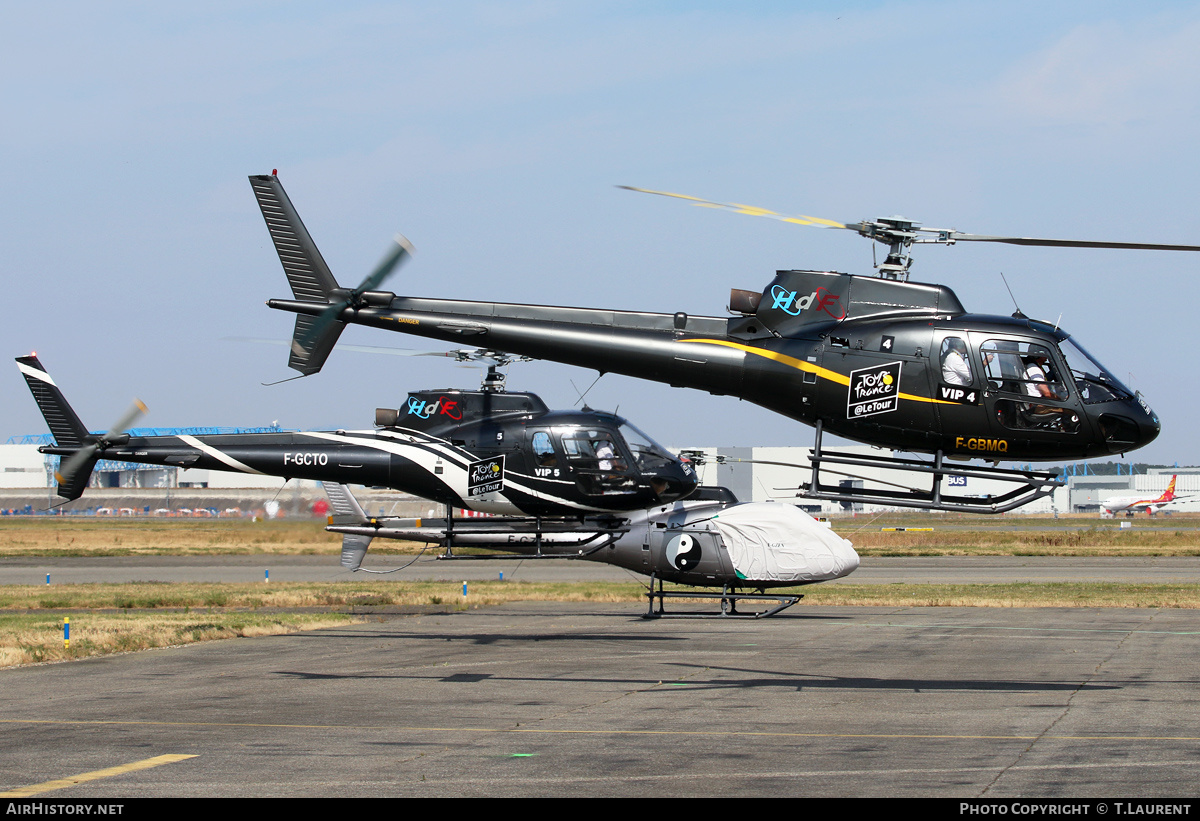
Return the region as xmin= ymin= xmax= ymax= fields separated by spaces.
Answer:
xmin=5 ymin=578 xmax=1200 ymax=668
xmin=4 ymin=513 xmax=1200 ymax=557
xmin=845 ymin=526 xmax=1200 ymax=556
xmin=0 ymin=579 xmax=653 ymax=667
xmin=0 ymin=610 xmax=365 ymax=668
xmin=0 ymin=518 xmax=358 ymax=556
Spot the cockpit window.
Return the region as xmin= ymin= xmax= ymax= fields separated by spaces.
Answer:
xmin=1058 ymin=337 xmax=1134 ymax=404
xmin=689 ymin=485 xmax=738 ymax=503
xmin=617 ymin=422 xmax=675 ymax=470
xmin=982 ymin=339 xmax=1080 ymax=434
xmin=530 ymin=430 xmax=556 ymax=467
xmin=559 ymin=427 xmax=641 ymax=497
xmin=980 ymin=339 xmax=1068 ymax=401
xmin=561 ymin=430 xmax=628 ymax=471
xmin=940 ymin=337 xmax=973 ymax=386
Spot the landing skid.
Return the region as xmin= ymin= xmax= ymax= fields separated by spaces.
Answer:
xmin=643 ymin=575 xmax=803 ymax=619
xmin=800 ymin=420 xmax=1064 ymax=513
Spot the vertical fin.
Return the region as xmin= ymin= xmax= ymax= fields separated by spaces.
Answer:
xmin=55 ymin=454 xmax=99 ymax=502
xmin=338 ymin=533 xmax=373 ymax=571
xmin=288 ymin=315 xmax=346 ymax=376
xmin=15 ymin=356 xmax=87 ymax=449
xmin=248 ymin=174 xmax=340 ymax=301
xmin=15 ymin=355 xmax=96 ymax=501
xmin=249 ymin=173 xmax=346 ymax=376
xmin=322 ymin=482 xmax=373 ymax=570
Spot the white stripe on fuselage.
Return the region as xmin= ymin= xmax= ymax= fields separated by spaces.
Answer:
xmin=178 ymin=434 xmax=265 ymax=475
xmin=298 ymin=430 xmax=610 ymax=513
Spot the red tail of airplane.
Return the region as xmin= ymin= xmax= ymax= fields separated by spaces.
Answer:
xmin=1159 ymin=475 xmax=1178 ymax=503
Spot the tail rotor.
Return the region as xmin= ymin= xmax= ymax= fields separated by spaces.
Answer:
xmin=297 ymin=233 xmax=414 ymax=353
xmin=54 ymin=399 xmax=147 ymax=487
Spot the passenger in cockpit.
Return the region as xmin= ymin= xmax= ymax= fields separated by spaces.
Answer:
xmin=941 ymin=338 xmax=972 ymax=386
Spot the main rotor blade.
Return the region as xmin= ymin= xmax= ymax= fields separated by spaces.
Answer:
xmin=618 ymin=186 xmax=850 ymax=230
xmin=938 ymin=232 xmax=1200 ymax=252
xmin=227 ymin=337 xmax=471 ymax=358
xmin=622 ymin=185 xmax=1200 ymax=254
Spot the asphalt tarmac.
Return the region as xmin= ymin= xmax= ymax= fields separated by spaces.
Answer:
xmin=2 ymin=602 xmax=1199 ymax=798
xmin=3 ymin=554 xmax=1200 ymax=585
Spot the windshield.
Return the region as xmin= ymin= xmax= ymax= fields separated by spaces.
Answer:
xmin=561 ymin=429 xmax=627 ymax=471
xmin=1057 ymin=337 xmax=1133 ymax=404
xmin=979 ymin=339 xmax=1069 ymax=401
xmin=617 ymin=422 xmax=675 ymax=470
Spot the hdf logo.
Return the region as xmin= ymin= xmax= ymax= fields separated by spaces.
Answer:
xmin=769 ymin=285 xmax=846 ymax=320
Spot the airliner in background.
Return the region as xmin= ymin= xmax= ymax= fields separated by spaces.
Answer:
xmin=1100 ymin=476 xmax=1190 ymax=516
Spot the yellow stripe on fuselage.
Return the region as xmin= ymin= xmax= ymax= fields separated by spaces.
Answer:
xmin=676 ymin=338 xmax=953 ymax=405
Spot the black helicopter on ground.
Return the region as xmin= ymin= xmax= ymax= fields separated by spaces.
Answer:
xmin=251 ymin=173 xmax=1200 ymax=513
xmin=16 ymin=353 xmax=696 ymax=516
xmin=17 ymin=354 xmax=858 ymax=616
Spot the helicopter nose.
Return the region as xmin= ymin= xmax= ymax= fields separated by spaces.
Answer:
xmin=1128 ymin=395 xmax=1160 ymax=451
xmin=654 ymin=461 xmax=699 ymax=503
xmin=1143 ymin=414 xmax=1161 ymax=447
xmin=1099 ymin=400 xmax=1160 ymax=454
xmin=828 ymin=539 xmax=860 ymax=580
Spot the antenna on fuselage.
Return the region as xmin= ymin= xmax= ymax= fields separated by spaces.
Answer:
xmin=570 ymin=373 xmax=604 ymax=407
xmin=1000 ymin=272 xmax=1026 ymax=319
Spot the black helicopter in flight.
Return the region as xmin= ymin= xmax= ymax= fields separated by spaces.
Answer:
xmin=251 ymin=173 xmax=1200 ymax=512
xmin=16 ymin=353 xmax=696 ymax=516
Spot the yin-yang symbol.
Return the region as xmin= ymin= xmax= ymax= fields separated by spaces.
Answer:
xmin=665 ymin=533 xmax=702 ymax=571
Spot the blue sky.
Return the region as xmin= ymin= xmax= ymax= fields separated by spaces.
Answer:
xmin=3 ymin=2 xmax=1199 ymax=465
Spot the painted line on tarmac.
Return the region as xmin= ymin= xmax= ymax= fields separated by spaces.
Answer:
xmin=1 ymin=718 xmax=1197 ymax=743
xmin=828 ymin=621 xmax=1200 ymax=635
xmin=379 ymin=758 xmax=1200 ymax=786
xmin=0 ymin=753 xmax=197 ymax=797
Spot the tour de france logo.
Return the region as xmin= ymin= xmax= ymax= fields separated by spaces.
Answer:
xmin=847 ymin=361 xmax=902 ymax=418
xmin=467 ymin=456 xmax=504 ymax=496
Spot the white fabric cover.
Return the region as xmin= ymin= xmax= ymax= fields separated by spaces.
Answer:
xmin=711 ymin=503 xmax=859 ymax=583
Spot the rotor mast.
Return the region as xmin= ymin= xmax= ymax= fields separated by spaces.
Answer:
xmin=853 ymin=216 xmax=923 ymax=280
